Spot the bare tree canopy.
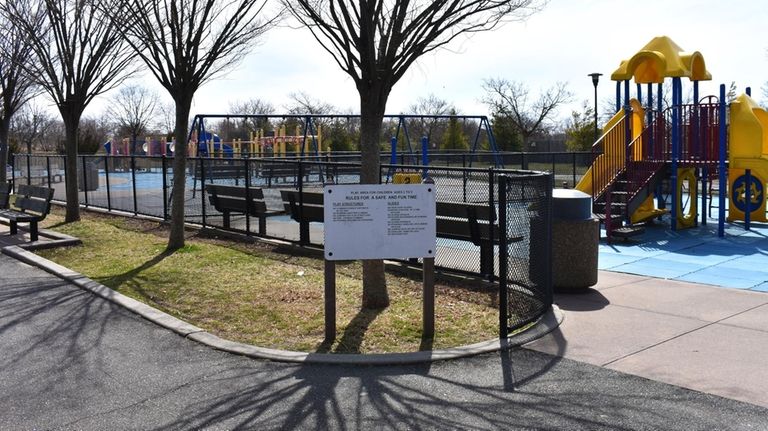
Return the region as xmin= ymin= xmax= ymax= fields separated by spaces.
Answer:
xmin=106 ymin=0 xmax=281 ymax=250
xmin=2 ymin=0 xmax=137 ymax=221
xmin=0 ymin=5 xmax=41 ymax=181
xmin=107 ymin=85 xmax=158 ymax=153
xmin=482 ymin=78 xmax=572 ymax=150
xmin=284 ymin=0 xmax=545 ymax=309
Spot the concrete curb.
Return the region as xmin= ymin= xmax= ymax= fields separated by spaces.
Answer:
xmin=3 ymin=244 xmax=564 ymax=365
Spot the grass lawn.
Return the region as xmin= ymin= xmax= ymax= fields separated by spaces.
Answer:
xmin=38 ymin=209 xmax=499 ymax=354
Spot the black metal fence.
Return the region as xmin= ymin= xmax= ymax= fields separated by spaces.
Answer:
xmin=11 ymin=153 xmax=553 ymax=333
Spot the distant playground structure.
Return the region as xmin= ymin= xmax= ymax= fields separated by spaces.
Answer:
xmin=574 ymin=35 xmax=768 ymax=241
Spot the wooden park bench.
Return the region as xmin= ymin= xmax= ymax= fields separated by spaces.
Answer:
xmin=206 ymin=184 xmax=282 ymax=235
xmin=0 ymin=183 xmax=54 ymax=242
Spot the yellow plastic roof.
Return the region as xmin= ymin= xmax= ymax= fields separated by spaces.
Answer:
xmin=611 ymin=36 xmax=712 ymax=83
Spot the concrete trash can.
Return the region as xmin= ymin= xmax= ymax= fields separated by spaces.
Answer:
xmin=552 ymin=189 xmax=599 ymax=291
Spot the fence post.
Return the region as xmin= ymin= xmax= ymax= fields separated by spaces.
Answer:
xmin=131 ymin=155 xmax=138 ymax=215
xmin=487 ymin=166 xmax=496 ymax=282
xmin=46 ymin=156 xmax=52 ymax=188
xmin=26 ymin=154 xmax=31 ymax=185
xmin=162 ymin=155 xmax=168 ymax=221
xmin=105 ymin=156 xmax=112 ymax=212
xmin=201 ymin=158 xmax=207 ymax=228
xmin=82 ymin=155 xmax=89 ymax=207
xmin=245 ymin=158 xmax=252 ymax=235
xmin=498 ymin=174 xmax=509 ymax=339
xmin=572 ymin=152 xmax=577 ymax=188
xmin=298 ymin=160 xmax=308 ymax=244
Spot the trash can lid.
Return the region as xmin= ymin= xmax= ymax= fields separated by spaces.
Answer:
xmin=552 ymin=189 xmax=593 ymax=220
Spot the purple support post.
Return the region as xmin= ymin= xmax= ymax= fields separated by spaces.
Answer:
xmin=718 ymin=84 xmax=727 ymax=237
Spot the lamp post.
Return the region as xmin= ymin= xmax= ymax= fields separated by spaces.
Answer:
xmin=588 ymin=73 xmax=603 ymax=142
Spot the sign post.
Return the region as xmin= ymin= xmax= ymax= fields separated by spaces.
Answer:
xmin=323 ymin=183 xmax=437 ymax=341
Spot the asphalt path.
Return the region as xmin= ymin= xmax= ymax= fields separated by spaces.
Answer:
xmin=1 ymin=253 xmax=767 ymax=430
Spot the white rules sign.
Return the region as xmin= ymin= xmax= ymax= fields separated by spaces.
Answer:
xmin=323 ymin=184 xmax=436 ymax=261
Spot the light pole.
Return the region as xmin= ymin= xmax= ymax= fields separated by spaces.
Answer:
xmin=588 ymin=73 xmax=603 ymax=142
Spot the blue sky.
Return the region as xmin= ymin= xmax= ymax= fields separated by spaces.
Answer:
xmin=86 ymin=0 xmax=768 ymax=123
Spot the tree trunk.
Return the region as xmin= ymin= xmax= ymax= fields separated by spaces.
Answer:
xmin=63 ymin=121 xmax=80 ymax=222
xmin=359 ymin=90 xmax=389 ymax=309
xmin=167 ymin=99 xmax=192 ymax=250
xmin=0 ymin=118 xmax=10 ymax=183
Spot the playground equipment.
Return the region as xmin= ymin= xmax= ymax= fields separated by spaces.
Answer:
xmin=576 ymin=35 xmax=764 ymax=240
xmin=187 ymin=114 xmax=501 ymax=165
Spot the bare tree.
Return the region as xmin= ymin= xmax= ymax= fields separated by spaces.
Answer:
xmin=0 ymin=8 xmax=40 ymax=181
xmin=106 ymin=85 xmax=158 ymax=154
xmin=407 ymin=94 xmax=455 ymax=148
xmin=482 ymin=79 xmax=572 ymax=151
xmin=10 ymin=102 xmax=58 ymax=154
xmin=109 ymin=0 xmax=281 ymax=250
xmin=3 ymin=0 xmax=137 ymax=222
xmin=228 ymin=98 xmax=276 ymax=134
xmin=285 ymin=0 xmax=544 ymax=309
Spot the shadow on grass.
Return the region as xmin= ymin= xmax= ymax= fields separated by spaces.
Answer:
xmin=94 ymin=249 xmax=175 ymax=293
xmin=315 ymin=307 xmax=385 ymax=354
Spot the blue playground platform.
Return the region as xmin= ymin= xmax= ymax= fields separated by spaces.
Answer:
xmin=599 ymin=215 xmax=768 ymax=292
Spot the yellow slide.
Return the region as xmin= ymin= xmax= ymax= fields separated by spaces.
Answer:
xmin=575 ymin=99 xmax=665 ymax=224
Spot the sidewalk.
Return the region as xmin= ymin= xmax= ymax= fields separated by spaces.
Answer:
xmin=526 ymin=270 xmax=768 ymax=408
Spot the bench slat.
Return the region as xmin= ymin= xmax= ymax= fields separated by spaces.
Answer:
xmin=436 ymin=201 xmax=494 ymax=221
xmin=13 ymin=197 xmax=49 ymax=215
xmin=17 ymin=184 xmax=54 ymax=200
xmin=280 ymin=190 xmax=324 ymax=205
xmin=206 ymin=184 xmax=264 ymax=199
xmin=212 ymin=196 xmax=268 ymax=215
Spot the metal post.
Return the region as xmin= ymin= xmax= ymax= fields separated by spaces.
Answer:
xmin=588 ymin=73 xmax=602 ymax=143
xmin=671 ymin=78 xmax=681 ymax=231
xmin=487 ymin=166 xmax=496 ymax=282
xmin=46 ymin=156 xmax=52 ymax=188
xmin=105 ymin=156 xmax=112 ymax=212
xmin=498 ymin=174 xmax=509 ymax=339
xmin=245 ymin=158 xmax=252 ymax=234
xmin=82 ymin=155 xmax=89 ymax=207
xmin=615 ymin=81 xmax=621 ymax=113
xmin=745 ymin=169 xmax=752 ymax=231
xmin=162 ymin=155 xmax=168 ymax=221
xmin=298 ymin=160 xmax=308 ymax=244
xmin=324 ymin=259 xmax=336 ymax=342
xmin=423 ymin=257 xmax=435 ymax=339
xmin=421 ymin=136 xmax=429 ymax=179
xmin=718 ymin=84 xmax=727 ymax=237
xmin=131 ymin=156 xmax=138 ymax=215
xmin=200 ymin=158 xmax=207 ymax=227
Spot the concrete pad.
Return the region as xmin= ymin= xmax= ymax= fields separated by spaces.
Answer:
xmin=611 ymin=257 xmax=704 ymax=279
xmin=593 ymin=271 xmax=649 ymax=290
xmin=607 ymin=323 xmax=768 ymax=408
xmin=601 ymin=278 xmax=768 ymax=322
xmin=719 ymin=304 xmax=768 ymax=332
xmin=597 ymin=253 xmax=641 ymax=269
xmin=676 ymin=270 xmax=760 ymax=290
xmin=525 ymin=304 xmax=706 ymax=366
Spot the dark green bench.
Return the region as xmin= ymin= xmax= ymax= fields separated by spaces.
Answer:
xmin=206 ymin=184 xmax=282 ymax=234
xmin=280 ymin=189 xmax=323 ymax=244
xmin=0 ymin=184 xmax=54 ymax=242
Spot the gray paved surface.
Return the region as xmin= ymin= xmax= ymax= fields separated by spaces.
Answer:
xmin=2 ymin=254 xmax=768 ymax=430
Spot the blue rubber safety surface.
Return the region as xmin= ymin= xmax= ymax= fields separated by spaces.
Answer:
xmin=599 ymin=214 xmax=768 ymax=292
